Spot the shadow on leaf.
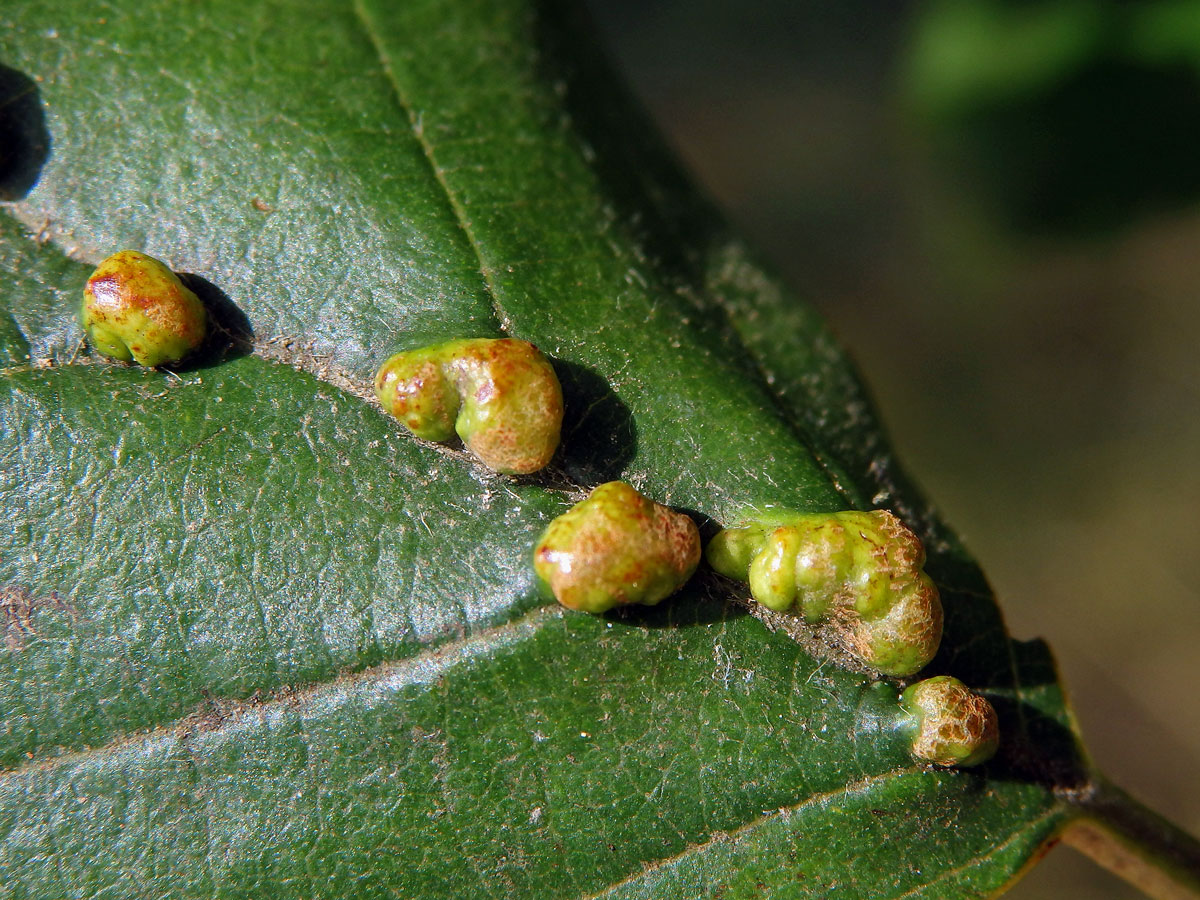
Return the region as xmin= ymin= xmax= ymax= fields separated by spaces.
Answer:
xmin=553 ymin=357 xmax=637 ymax=484
xmin=611 ymin=571 xmax=749 ymax=630
xmin=176 ymin=273 xmax=254 ymax=370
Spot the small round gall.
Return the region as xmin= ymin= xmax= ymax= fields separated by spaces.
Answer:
xmin=81 ymin=250 xmax=207 ymax=367
xmin=900 ymin=675 xmax=999 ymax=767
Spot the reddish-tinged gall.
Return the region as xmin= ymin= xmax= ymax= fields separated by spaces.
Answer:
xmin=533 ymin=481 xmax=701 ymax=613
xmin=375 ymin=338 xmax=563 ymax=475
xmin=900 ymin=675 xmax=999 ymax=767
xmin=81 ymin=250 xmax=207 ymax=367
xmin=705 ymin=508 xmax=942 ymax=677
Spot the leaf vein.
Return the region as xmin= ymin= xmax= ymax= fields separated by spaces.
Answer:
xmin=883 ymin=807 xmax=1063 ymax=900
xmin=0 ymin=602 xmax=562 ymax=785
xmin=350 ymin=0 xmax=512 ymax=337
xmin=576 ymin=766 xmax=923 ymax=900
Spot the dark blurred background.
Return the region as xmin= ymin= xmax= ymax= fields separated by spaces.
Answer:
xmin=585 ymin=1 xmax=1200 ymax=896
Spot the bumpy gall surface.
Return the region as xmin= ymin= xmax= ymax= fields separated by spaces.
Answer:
xmin=81 ymin=250 xmax=207 ymax=367
xmin=375 ymin=338 xmax=563 ymax=475
xmin=900 ymin=675 xmax=1000 ymax=767
xmin=706 ymin=509 xmax=942 ymax=676
xmin=533 ymin=481 xmax=701 ymax=613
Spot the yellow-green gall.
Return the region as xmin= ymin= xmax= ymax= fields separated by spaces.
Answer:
xmin=705 ymin=509 xmax=942 ymax=676
xmin=900 ymin=676 xmax=999 ymax=767
xmin=533 ymin=481 xmax=701 ymax=613
xmin=81 ymin=250 xmax=207 ymax=367
xmin=375 ymin=338 xmax=563 ymax=475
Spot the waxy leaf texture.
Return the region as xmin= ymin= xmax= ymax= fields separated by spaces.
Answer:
xmin=0 ymin=1 xmax=1084 ymax=897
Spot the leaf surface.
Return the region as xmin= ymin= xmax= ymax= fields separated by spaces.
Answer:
xmin=0 ymin=1 xmax=1084 ymax=897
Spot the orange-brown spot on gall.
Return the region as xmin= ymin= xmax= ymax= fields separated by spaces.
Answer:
xmin=375 ymin=337 xmax=563 ymax=474
xmin=533 ymin=482 xmax=701 ymax=613
xmin=80 ymin=250 xmax=207 ymax=367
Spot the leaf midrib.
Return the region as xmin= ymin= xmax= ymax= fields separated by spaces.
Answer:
xmin=0 ymin=602 xmax=563 ymax=785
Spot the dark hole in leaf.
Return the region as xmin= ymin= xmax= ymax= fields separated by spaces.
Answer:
xmin=0 ymin=64 xmax=51 ymax=201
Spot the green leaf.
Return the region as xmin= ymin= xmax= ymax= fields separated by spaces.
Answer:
xmin=1 ymin=0 xmax=1093 ymax=897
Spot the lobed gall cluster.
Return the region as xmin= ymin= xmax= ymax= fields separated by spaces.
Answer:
xmin=375 ymin=338 xmax=563 ymax=475
xmin=705 ymin=509 xmax=942 ymax=676
xmin=533 ymin=481 xmax=700 ymax=613
xmin=81 ymin=250 xmax=207 ymax=367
